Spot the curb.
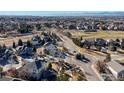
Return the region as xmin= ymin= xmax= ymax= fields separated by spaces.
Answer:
xmin=91 ymin=64 xmax=104 ymax=81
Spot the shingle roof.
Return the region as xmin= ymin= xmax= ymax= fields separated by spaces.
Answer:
xmin=20 ymin=59 xmax=47 ymax=74
xmin=0 ymin=77 xmax=12 ymax=81
xmin=107 ymin=61 xmax=124 ymax=73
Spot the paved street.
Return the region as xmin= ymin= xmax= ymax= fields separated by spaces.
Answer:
xmin=54 ymin=29 xmax=104 ymax=81
xmin=66 ymin=56 xmax=101 ymax=81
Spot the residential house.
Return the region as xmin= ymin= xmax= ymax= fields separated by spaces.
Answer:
xmin=32 ymin=35 xmax=42 ymax=46
xmin=107 ymin=61 xmax=124 ymax=79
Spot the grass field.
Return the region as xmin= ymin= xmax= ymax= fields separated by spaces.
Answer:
xmin=1 ymin=29 xmax=124 ymax=47
xmin=71 ymin=30 xmax=124 ymax=39
xmin=0 ymin=35 xmax=34 ymax=46
xmin=119 ymin=58 xmax=124 ymax=62
xmin=0 ymin=32 xmax=41 ymax=46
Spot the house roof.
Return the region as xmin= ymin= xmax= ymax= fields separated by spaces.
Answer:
xmin=107 ymin=61 xmax=124 ymax=73
xmin=0 ymin=77 xmax=12 ymax=81
xmin=19 ymin=59 xmax=47 ymax=74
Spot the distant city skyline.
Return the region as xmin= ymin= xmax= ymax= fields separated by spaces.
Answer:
xmin=0 ymin=11 xmax=124 ymax=16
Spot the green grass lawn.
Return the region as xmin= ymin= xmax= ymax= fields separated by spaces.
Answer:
xmin=119 ymin=58 xmax=124 ymax=62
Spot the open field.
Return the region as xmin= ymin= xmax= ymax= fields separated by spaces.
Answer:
xmin=0 ymin=32 xmax=41 ymax=46
xmin=0 ymin=35 xmax=33 ymax=46
xmin=70 ymin=30 xmax=124 ymax=39
xmin=1 ymin=29 xmax=124 ymax=47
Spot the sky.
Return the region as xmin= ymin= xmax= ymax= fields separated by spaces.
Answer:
xmin=0 ymin=11 xmax=124 ymax=16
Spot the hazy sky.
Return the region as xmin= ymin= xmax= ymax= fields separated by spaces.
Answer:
xmin=0 ymin=11 xmax=86 ymax=16
xmin=0 ymin=11 xmax=123 ymax=16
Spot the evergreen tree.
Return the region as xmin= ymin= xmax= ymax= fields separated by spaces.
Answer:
xmin=26 ymin=40 xmax=32 ymax=47
xmin=3 ymin=44 xmax=6 ymax=48
xmin=47 ymin=63 xmax=52 ymax=70
xmin=13 ymin=41 xmax=16 ymax=48
xmin=33 ymin=46 xmax=37 ymax=52
xmin=0 ymin=66 xmax=3 ymax=78
xmin=18 ymin=39 xmax=23 ymax=46
xmin=36 ymin=24 xmax=42 ymax=31
xmin=81 ymin=36 xmax=83 ymax=40
xmin=111 ymin=45 xmax=117 ymax=51
xmin=106 ymin=53 xmax=111 ymax=62
xmin=42 ymin=39 xmax=45 ymax=45
xmin=116 ymin=38 xmax=120 ymax=42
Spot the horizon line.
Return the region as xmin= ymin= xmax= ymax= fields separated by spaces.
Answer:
xmin=0 ymin=11 xmax=124 ymax=16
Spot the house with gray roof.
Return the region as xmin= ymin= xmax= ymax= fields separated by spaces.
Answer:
xmin=18 ymin=58 xmax=47 ymax=80
xmin=107 ymin=61 xmax=124 ymax=79
xmin=32 ymin=35 xmax=42 ymax=46
xmin=18 ymin=58 xmax=57 ymax=81
xmin=44 ymin=43 xmax=67 ymax=59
